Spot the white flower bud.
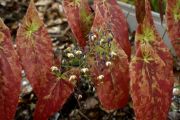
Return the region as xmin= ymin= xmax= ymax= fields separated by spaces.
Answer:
xmin=67 ymin=53 xmax=74 ymax=58
xmin=97 ymin=75 xmax=104 ymax=80
xmin=65 ymin=47 xmax=71 ymax=52
xmin=91 ymin=34 xmax=97 ymax=41
xmin=69 ymin=75 xmax=77 ymax=81
xmin=13 ymin=44 xmax=17 ymax=49
xmin=173 ymin=88 xmax=180 ymax=96
xmin=75 ymin=50 xmax=82 ymax=55
xmin=100 ymin=38 xmax=105 ymax=45
xmin=81 ymin=68 xmax=89 ymax=73
xmin=51 ymin=66 xmax=58 ymax=72
xmin=106 ymin=61 xmax=112 ymax=67
xmin=110 ymin=51 xmax=117 ymax=57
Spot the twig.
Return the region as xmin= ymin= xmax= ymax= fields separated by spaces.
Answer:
xmin=61 ymin=26 xmax=71 ymax=36
xmin=77 ymin=110 xmax=90 ymax=120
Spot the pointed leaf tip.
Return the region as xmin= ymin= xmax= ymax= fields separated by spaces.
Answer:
xmin=63 ymin=0 xmax=94 ymax=48
xmin=93 ymin=0 xmax=131 ymax=59
xmin=16 ymin=0 xmax=53 ymax=97
xmin=135 ymin=0 xmax=145 ymax=23
xmin=23 ymin=0 xmax=43 ymax=38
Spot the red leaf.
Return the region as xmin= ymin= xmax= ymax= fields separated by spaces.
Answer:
xmin=158 ymin=0 xmax=164 ymax=23
xmin=63 ymin=0 xmax=94 ymax=48
xmin=33 ymin=78 xmax=74 ymax=120
xmin=93 ymin=0 xmax=131 ymax=59
xmin=88 ymin=28 xmax=130 ymax=110
xmin=89 ymin=45 xmax=130 ymax=110
xmin=16 ymin=1 xmax=78 ymax=119
xmin=16 ymin=0 xmax=54 ymax=97
xmin=33 ymin=67 xmax=80 ymax=120
xmin=166 ymin=0 xmax=180 ymax=58
xmin=135 ymin=0 xmax=172 ymax=68
xmin=130 ymin=0 xmax=174 ymax=119
xmin=135 ymin=0 xmax=145 ymax=23
xmin=86 ymin=0 xmax=130 ymax=110
xmin=130 ymin=45 xmax=173 ymax=120
xmin=30 ymin=68 xmax=79 ymax=120
xmin=0 ymin=19 xmax=22 ymax=120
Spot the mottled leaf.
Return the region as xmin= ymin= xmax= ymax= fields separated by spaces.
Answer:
xmin=0 ymin=19 xmax=22 ymax=120
xmin=93 ymin=0 xmax=131 ymax=59
xmin=33 ymin=68 xmax=79 ymax=120
xmin=88 ymin=28 xmax=130 ymax=110
xmin=90 ymin=48 xmax=129 ymax=110
xmin=166 ymin=0 xmax=180 ymax=58
xmin=130 ymin=0 xmax=174 ymax=119
xmin=16 ymin=0 xmax=54 ymax=97
xmin=63 ymin=0 xmax=94 ymax=48
xmin=135 ymin=0 xmax=172 ymax=69
xmin=16 ymin=1 xmax=78 ymax=119
xmin=33 ymin=65 xmax=80 ymax=119
xmin=33 ymin=76 xmax=76 ymax=120
xmin=86 ymin=0 xmax=130 ymax=110
xmin=130 ymin=45 xmax=173 ymax=120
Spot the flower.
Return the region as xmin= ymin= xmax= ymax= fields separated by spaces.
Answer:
xmin=13 ymin=44 xmax=17 ymax=49
xmin=110 ymin=51 xmax=117 ymax=57
xmin=67 ymin=53 xmax=74 ymax=58
xmin=106 ymin=61 xmax=112 ymax=67
xmin=51 ymin=66 xmax=58 ymax=72
xmin=75 ymin=50 xmax=82 ymax=55
xmin=69 ymin=75 xmax=77 ymax=81
xmin=173 ymin=88 xmax=180 ymax=96
xmin=81 ymin=68 xmax=89 ymax=73
xmin=97 ymin=75 xmax=104 ymax=80
xmin=64 ymin=47 xmax=71 ymax=52
xmin=100 ymin=38 xmax=105 ymax=45
xmin=90 ymin=34 xmax=97 ymax=41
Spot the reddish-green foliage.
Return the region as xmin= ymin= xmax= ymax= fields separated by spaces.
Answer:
xmin=130 ymin=45 xmax=173 ymax=120
xmin=0 ymin=19 xmax=22 ymax=120
xmin=16 ymin=1 xmax=78 ymax=119
xmin=63 ymin=0 xmax=94 ymax=48
xmin=135 ymin=0 xmax=164 ymax=23
xmin=88 ymin=42 xmax=130 ymax=110
xmin=93 ymin=0 xmax=131 ymax=59
xmin=135 ymin=0 xmax=173 ymax=68
xmin=16 ymin=0 xmax=54 ymax=98
xmin=0 ymin=0 xmax=176 ymax=119
xmin=87 ymin=0 xmax=130 ymax=110
xmin=33 ymin=76 xmax=76 ymax=120
xmin=130 ymin=0 xmax=174 ymax=119
xmin=166 ymin=0 xmax=180 ymax=58
xmin=33 ymin=69 xmax=79 ymax=119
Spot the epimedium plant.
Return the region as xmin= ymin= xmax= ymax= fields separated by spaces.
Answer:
xmin=0 ymin=0 xmax=177 ymax=120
